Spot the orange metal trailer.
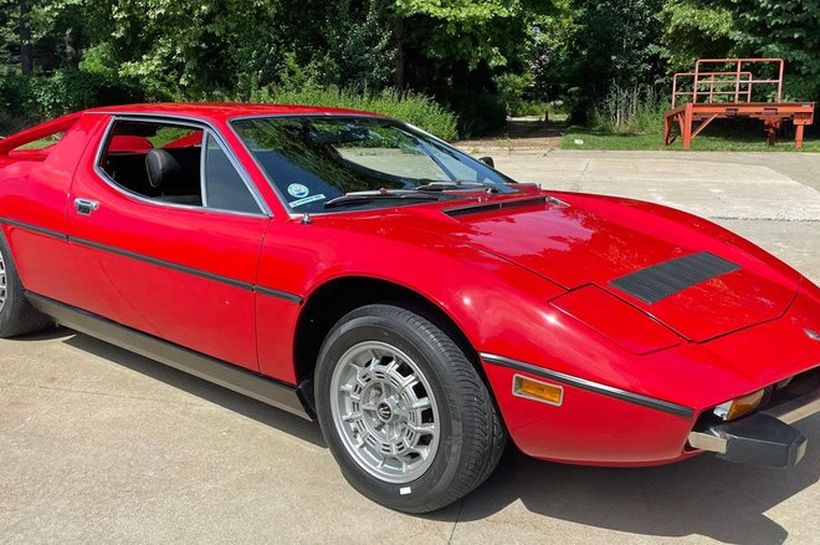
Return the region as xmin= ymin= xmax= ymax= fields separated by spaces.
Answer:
xmin=664 ymin=58 xmax=815 ymax=149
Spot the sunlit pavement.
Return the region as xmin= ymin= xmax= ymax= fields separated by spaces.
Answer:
xmin=1 ymin=150 xmax=819 ymax=544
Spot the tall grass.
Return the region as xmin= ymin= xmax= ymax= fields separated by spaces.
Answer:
xmin=251 ymin=85 xmax=460 ymax=141
xmin=592 ymin=84 xmax=669 ymax=134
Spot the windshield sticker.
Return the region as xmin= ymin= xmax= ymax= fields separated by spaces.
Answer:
xmin=287 ymin=183 xmax=310 ymax=198
xmin=290 ymin=194 xmax=326 ymax=208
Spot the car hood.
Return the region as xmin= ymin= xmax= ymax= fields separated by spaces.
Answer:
xmin=409 ymin=191 xmax=802 ymax=342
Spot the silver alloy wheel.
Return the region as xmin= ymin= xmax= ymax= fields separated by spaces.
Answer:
xmin=330 ymin=340 xmax=441 ymax=484
xmin=0 ymin=249 xmax=6 ymax=312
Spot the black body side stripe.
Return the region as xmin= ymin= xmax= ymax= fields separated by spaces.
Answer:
xmin=71 ymin=236 xmax=254 ymax=291
xmin=0 ymin=217 xmax=66 ymax=241
xmin=481 ymin=353 xmax=694 ymax=418
xmin=255 ymin=285 xmax=304 ymax=304
xmin=0 ymin=217 xmax=303 ymax=304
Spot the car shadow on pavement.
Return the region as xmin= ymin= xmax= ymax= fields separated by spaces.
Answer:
xmin=16 ymin=324 xmax=82 ymax=341
xmin=431 ymin=415 xmax=819 ymax=544
xmin=59 ymin=329 xmax=327 ymax=448
xmin=42 ymin=327 xmax=817 ymax=543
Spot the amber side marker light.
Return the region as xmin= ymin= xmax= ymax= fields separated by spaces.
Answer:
xmin=713 ymin=389 xmax=765 ymax=421
xmin=513 ymin=374 xmax=564 ymax=406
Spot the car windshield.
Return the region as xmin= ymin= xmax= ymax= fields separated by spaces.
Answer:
xmin=231 ymin=116 xmax=518 ymax=213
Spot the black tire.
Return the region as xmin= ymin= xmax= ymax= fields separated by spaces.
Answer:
xmin=314 ymin=303 xmax=506 ymax=513
xmin=0 ymin=231 xmax=52 ymax=338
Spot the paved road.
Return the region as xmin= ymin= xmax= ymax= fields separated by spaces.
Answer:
xmin=2 ymin=151 xmax=819 ymax=544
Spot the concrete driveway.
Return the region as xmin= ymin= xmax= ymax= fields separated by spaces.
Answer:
xmin=2 ymin=151 xmax=819 ymax=544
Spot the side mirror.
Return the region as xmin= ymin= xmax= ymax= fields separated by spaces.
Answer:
xmin=478 ymin=156 xmax=495 ymax=168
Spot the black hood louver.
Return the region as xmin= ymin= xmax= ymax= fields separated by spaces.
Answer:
xmin=610 ymin=252 xmax=740 ymax=304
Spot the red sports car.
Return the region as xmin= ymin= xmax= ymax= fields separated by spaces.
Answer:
xmin=0 ymin=104 xmax=818 ymax=513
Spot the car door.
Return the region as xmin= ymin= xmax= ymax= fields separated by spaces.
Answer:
xmin=66 ymin=115 xmax=271 ymax=371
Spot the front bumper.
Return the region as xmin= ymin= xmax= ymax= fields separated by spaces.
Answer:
xmin=688 ymin=387 xmax=819 ymax=468
xmin=481 ymin=281 xmax=819 ymax=466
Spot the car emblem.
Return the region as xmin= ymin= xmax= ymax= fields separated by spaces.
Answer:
xmin=377 ymin=402 xmax=393 ymax=422
xmin=806 ymin=329 xmax=820 ymax=341
xmin=287 ymin=183 xmax=310 ymax=198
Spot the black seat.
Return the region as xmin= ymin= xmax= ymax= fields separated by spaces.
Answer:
xmin=145 ymin=148 xmax=202 ymax=205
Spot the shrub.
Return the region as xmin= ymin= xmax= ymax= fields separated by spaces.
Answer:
xmin=0 ymin=64 xmax=146 ymax=135
xmin=0 ymin=70 xmax=39 ymax=134
xmin=494 ymin=72 xmax=531 ymax=117
xmin=591 ymin=83 xmax=669 ymax=134
xmin=2 ymin=69 xmax=460 ymax=142
xmin=32 ymin=69 xmax=147 ymax=119
xmin=435 ymin=89 xmax=508 ymax=137
xmin=251 ymin=85 xmax=460 ymax=141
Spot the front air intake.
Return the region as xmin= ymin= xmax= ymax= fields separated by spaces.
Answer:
xmin=443 ymin=196 xmax=548 ymax=217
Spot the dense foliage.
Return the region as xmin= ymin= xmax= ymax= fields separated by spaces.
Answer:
xmin=1 ymin=0 xmax=817 ymax=136
xmin=253 ymin=85 xmax=459 ymax=141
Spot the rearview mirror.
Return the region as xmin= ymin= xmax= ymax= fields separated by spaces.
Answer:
xmin=478 ymin=156 xmax=495 ymax=168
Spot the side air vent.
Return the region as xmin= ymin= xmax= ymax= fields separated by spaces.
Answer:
xmin=610 ymin=252 xmax=740 ymax=303
xmin=444 ymin=196 xmax=547 ymax=217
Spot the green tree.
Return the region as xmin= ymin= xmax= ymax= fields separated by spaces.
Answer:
xmin=660 ymin=0 xmax=820 ymax=101
xmin=659 ymin=0 xmax=734 ymax=71
xmin=3 ymin=0 xmax=818 ymax=133
xmin=530 ymin=0 xmax=665 ymax=119
xmin=392 ymin=0 xmax=553 ymax=86
xmin=312 ymin=0 xmax=397 ymax=90
xmin=733 ymin=0 xmax=820 ymax=101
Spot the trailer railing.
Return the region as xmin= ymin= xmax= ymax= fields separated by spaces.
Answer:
xmin=672 ymin=71 xmax=753 ymax=108
xmin=664 ymin=57 xmax=814 ymax=149
xmin=671 ymin=58 xmax=784 ymax=107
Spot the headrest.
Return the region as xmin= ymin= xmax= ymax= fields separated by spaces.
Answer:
xmin=145 ymin=148 xmax=183 ymax=189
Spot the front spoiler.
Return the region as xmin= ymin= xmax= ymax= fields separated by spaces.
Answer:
xmin=689 ymin=388 xmax=819 ymax=468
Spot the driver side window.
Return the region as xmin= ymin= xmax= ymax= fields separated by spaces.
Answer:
xmin=98 ymin=119 xmax=262 ymax=214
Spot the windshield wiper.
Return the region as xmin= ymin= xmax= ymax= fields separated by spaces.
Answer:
xmin=324 ymin=189 xmax=444 ymax=209
xmin=414 ymin=180 xmax=498 ymax=193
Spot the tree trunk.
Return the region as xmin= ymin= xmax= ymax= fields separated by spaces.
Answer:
xmin=20 ymin=0 xmax=33 ymax=75
xmin=64 ymin=29 xmax=77 ymax=65
xmin=393 ymin=17 xmax=405 ymax=89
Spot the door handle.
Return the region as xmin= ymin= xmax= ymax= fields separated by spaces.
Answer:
xmin=74 ymin=198 xmax=99 ymax=215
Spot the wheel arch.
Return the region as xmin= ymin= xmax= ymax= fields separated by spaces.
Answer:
xmin=292 ymin=275 xmax=486 ymax=409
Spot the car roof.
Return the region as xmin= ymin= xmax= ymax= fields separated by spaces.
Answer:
xmin=83 ymin=102 xmax=386 ymax=123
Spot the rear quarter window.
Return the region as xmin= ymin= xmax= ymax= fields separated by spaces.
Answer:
xmin=13 ymin=132 xmax=65 ymax=150
xmin=0 ymin=113 xmax=79 ymax=160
